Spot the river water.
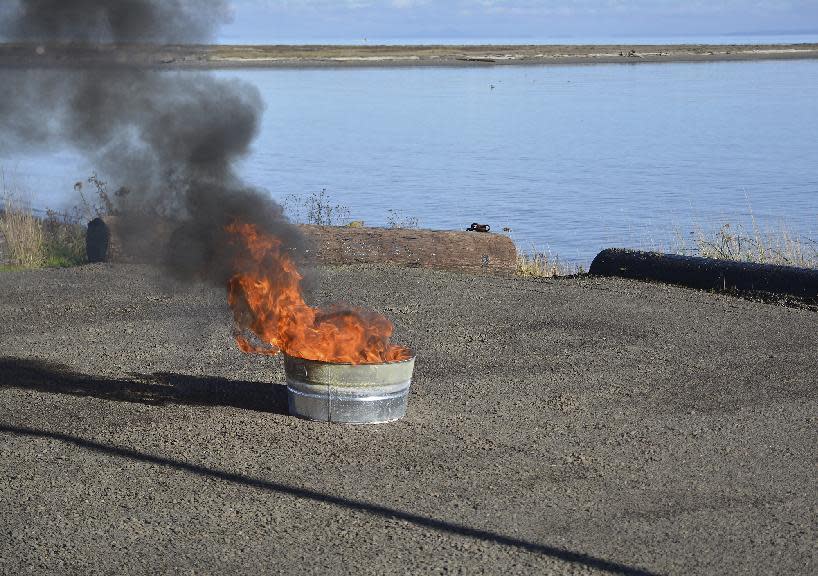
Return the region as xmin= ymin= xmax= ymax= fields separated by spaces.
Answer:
xmin=5 ymin=58 xmax=818 ymax=265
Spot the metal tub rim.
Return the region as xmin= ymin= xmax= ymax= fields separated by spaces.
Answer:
xmin=282 ymin=352 xmax=416 ymax=366
xmin=283 ymin=352 xmax=415 ymax=424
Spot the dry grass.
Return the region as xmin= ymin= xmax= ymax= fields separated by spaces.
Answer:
xmin=0 ymin=184 xmax=45 ymax=268
xmin=516 ymin=247 xmax=580 ymax=278
xmin=676 ymin=221 xmax=818 ymax=269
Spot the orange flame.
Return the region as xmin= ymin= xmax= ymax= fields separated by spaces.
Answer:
xmin=225 ymin=221 xmax=411 ymax=364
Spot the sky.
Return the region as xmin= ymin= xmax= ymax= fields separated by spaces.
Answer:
xmin=219 ymin=0 xmax=818 ymax=43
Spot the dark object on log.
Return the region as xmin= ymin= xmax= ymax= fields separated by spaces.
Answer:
xmin=88 ymin=218 xmax=517 ymax=275
xmin=589 ymin=248 xmax=818 ymax=302
xmin=466 ymin=223 xmax=491 ymax=233
xmin=86 ymin=218 xmax=110 ymax=263
xmin=300 ymin=225 xmax=515 ymax=275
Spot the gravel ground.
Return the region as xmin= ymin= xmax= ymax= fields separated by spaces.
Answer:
xmin=0 ymin=263 xmax=815 ymax=575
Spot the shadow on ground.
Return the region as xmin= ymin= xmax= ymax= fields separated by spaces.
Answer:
xmin=0 ymin=357 xmax=288 ymax=414
xmin=0 ymin=422 xmax=658 ymax=576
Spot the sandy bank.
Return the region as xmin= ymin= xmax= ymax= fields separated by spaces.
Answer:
xmin=1 ymin=42 xmax=817 ymax=69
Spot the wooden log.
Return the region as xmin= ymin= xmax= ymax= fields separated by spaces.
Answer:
xmin=88 ymin=217 xmax=517 ymax=275
xmin=300 ymin=224 xmax=516 ymax=275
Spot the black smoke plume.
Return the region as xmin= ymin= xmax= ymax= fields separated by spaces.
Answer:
xmin=2 ymin=0 xmax=228 ymax=44
xmin=0 ymin=0 xmax=303 ymax=285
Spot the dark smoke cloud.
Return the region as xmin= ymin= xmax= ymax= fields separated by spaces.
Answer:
xmin=0 ymin=0 xmax=303 ymax=286
xmin=1 ymin=0 xmax=231 ymax=44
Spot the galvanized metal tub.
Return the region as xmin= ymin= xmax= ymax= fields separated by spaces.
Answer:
xmin=284 ymin=353 xmax=415 ymax=424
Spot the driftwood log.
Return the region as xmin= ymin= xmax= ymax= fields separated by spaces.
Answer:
xmin=89 ymin=217 xmax=516 ymax=275
xmin=299 ymin=224 xmax=516 ymax=274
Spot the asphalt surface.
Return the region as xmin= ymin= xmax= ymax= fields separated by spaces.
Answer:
xmin=0 ymin=263 xmax=815 ymax=575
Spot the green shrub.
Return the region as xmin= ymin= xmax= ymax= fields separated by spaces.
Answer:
xmin=42 ymin=209 xmax=87 ymax=267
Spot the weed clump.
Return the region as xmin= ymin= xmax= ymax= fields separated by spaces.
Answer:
xmin=516 ymin=247 xmax=581 ymax=278
xmin=386 ymin=209 xmax=419 ymax=229
xmin=42 ymin=209 xmax=87 ymax=267
xmin=284 ymin=188 xmax=350 ymax=226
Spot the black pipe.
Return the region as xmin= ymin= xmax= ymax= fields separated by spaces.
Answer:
xmin=589 ymin=249 xmax=818 ymax=302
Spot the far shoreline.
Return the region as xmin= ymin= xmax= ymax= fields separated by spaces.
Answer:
xmin=1 ymin=42 xmax=817 ymax=69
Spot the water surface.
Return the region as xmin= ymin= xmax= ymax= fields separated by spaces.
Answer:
xmin=6 ymin=59 xmax=818 ymax=264
xmin=237 ymin=59 xmax=818 ymax=262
